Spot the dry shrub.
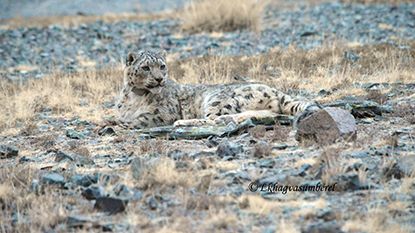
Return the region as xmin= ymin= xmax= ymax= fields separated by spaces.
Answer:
xmin=0 ymin=67 xmax=122 ymax=130
xmin=180 ymin=0 xmax=266 ymax=33
xmin=342 ymin=208 xmax=412 ymax=233
xmin=310 ymin=146 xmax=346 ymax=182
xmin=132 ymin=157 xmax=191 ymax=189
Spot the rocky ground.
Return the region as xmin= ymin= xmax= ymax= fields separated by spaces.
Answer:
xmin=1 ymin=1 xmax=415 ymax=233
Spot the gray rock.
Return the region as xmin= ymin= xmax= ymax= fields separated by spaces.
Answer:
xmin=295 ymin=107 xmax=357 ymax=145
xmin=351 ymin=106 xmax=382 ymax=118
xmin=71 ymin=174 xmax=98 ymax=187
xmin=349 ymin=151 xmax=370 ymax=158
xmin=66 ymin=129 xmax=86 ymax=139
xmin=41 ymin=172 xmax=65 ymax=186
xmin=216 ymin=140 xmax=243 ymax=160
xmin=329 ymin=173 xmax=361 ymax=191
xmin=0 ymin=145 xmax=19 ymax=159
xmin=55 ymin=151 xmax=75 ymax=162
xmin=94 ymin=197 xmax=127 ymax=214
xmin=82 ymin=186 xmax=105 ymax=200
xmin=258 ymin=159 xmax=276 ymax=168
xmin=343 ymin=51 xmax=360 ymax=63
xmin=146 ymin=196 xmax=158 ymax=210
xmin=66 ymin=215 xmax=113 ymax=231
xmin=30 ymin=179 xmax=40 ymax=194
xmin=296 ymin=163 xmax=312 ymax=177
xmin=113 ymin=184 xmax=135 ymax=200
xmin=19 ymin=156 xmax=38 ymax=163
xmin=98 ymin=127 xmax=116 ymax=136
xmin=302 ymin=220 xmax=344 ymax=233
xmin=55 ymin=151 xmax=95 ymax=166
xmin=66 ymin=215 xmax=93 ymax=228
xmin=167 ymin=149 xmax=187 ymax=160
xmin=130 ymin=157 xmax=147 ymax=180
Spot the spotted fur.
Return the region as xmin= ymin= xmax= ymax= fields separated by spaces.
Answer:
xmin=116 ymin=50 xmax=320 ymax=129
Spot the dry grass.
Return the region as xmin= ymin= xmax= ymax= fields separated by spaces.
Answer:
xmin=342 ymin=208 xmax=412 ymax=233
xmin=0 ymin=166 xmax=69 ymax=232
xmin=0 ymin=67 xmax=122 ymax=131
xmin=130 ymin=156 xmax=194 ymax=190
xmin=180 ymin=0 xmax=266 ymax=33
xmin=1 ymin=43 xmax=414 ymax=133
xmin=170 ymin=42 xmax=414 ymax=101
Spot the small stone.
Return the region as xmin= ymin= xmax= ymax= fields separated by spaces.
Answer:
xmin=71 ymin=174 xmax=98 ymax=187
xmin=55 ymin=151 xmax=74 ymax=162
xmin=351 ymin=106 xmax=382 ymax=118
xmin=343 ymin=51 xmax=360 ymax=63
xmin=82 ymin=186 xmax=105 ymax=200
xmin=300 ymin=31 xmax=317 ymax=37
xmin=146 ymin=196 xmax=158 ymax=210
xmin=30 ymin=179 xmax=40 ymax=194
xmin=258 ymin=159 xmax=275 ymax=168
xmin=98 ymin=127 xmax=116 ymax=136
xmin=302 ymin=220 xmax=344 ymax=233
xmin=0 ymin=145 xmax=19 ymax=159
xmin=318 ymin=89 xmax=332 ymax=96
xmin=296 ymin=163 xmax=312 ymax=177
xmin=329 ymin=173 xmax=360 ymax=191
xmin=295 ymin=107 xmax=357 ymax=145
xmin=19 ymin=156 xmax=38 ymax=163
xmin=94 ymin=197 xmax=127 ymax=214
xmin=216 ymin=140 xmax=243 ymax=159
xmin=113 ymin=184 xmax=134 ymax=199
xmin=349 ymin=151 xmax=369 ymax=158
xmin=41 ymin=172 xmax=65 ymax=186
xmin=66 ymin=129 xmax=85 ymax=139
xmin=55 ymin=151 xmax=94 ymax=166
xmin=167 ymin=149 xmax=187 ymax=160
xmin=66 ymin=215 xmax=99 ymax=229
xmin=131 ymin=157 xmax=147 ymax=180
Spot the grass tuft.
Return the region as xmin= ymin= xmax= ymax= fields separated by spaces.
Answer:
xmin=180 ymin=0 xmax=266 ymax=33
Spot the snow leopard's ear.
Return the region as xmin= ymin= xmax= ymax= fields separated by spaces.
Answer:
xmin=126 ymin=52 xmax=138 ymax=66
xmin=156 ymin=49 xmax=167 ymax=60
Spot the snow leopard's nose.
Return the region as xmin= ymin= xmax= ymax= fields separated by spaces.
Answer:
xmin=155 ymin=77 xmax=163 ymax=83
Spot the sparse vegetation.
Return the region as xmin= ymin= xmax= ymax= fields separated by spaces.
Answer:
xmin=1 ymin=43 xmax=414 ymax=133
xmin=180 ymin=0 xmax=266 ymax=33
xmin=0 ymin=68 xmax=122 ymax=131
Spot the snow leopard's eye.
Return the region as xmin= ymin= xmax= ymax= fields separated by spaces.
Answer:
xmin=160 ymin=65 xmax=166 ymax=70
xmin=141 ymin=66 xmax=150 ymax=71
